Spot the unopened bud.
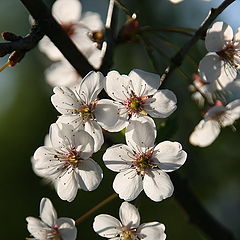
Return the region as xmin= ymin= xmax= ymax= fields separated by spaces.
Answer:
xmin=118 ymin=13 xmax=140 ymax=42
xmin=1 ymin=32 xmax=22 ymax=41
xmin=8 ymin=50 xmax=25 ymax=66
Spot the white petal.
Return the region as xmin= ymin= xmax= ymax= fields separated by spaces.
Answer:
xmin=234 ymin=27 xmax=240 ymax=41
xmin=87 ymin=47 xmax=105 ymax=69
xmin=95 ymin=99 xmax=128 ymax=132
xmin=146 ymin=90 xmax=177 ymax=118
xmin=33 ymin=146 xmax=63 ymax=179
xmin=105 ymin=71 xmax=131 ymax=101
xmin=80 ymin=11 xmax=104 ymax=32
xmin=52 ymin=0 xmax=82 ymax=23
xmin=126 ymin=117 xmax=156 ymax=152
xmin=103 ymin=144 xmax=133 ymax=172
xmin=205 ymin=22 xmax=233 ymax=52
xmin=40 ymin=198 xmax=57 ymax=227
xmin=143 ymin=170 xmax=174 ymax=202
xmin=153 ymin=141 xmax=187 ymax=172
xmin=38 ymin=36 xmax=63 ymax=61
xmin=119 ymin=202 xmax=140 ymax=228
xmin=45 ymin=60 xmax=81 ymax=88
xmin=26 ymin=217 xmax=49 ymax=240
xmin=113 ymin=170 xmax=143 ymax=201
xmin=77 ymin=71 xmax=104 ymax=103
xmin=56 ymin=115 xmax=84 ymax=130
xmin=215 ymin=66 xmax=237 ymax=89
xmin=51 ymin=86 xmax=81 ymax=115
xmin=77 ymin=158 xmax=103 ymax=191
xmin=57 ymin=217 xmax=77 ymax=240
xmin=93 ymin=214 xmax=122 ymax=238
xmin=138 ymin=222 xmax=166 ymax=240
xmin=222 ymin=99 xmax=240 ymax=126
xmin=128 ymin=69 xmax=160 ymax=96
xmin=199 ymin=53 xmax=222 ymax=83
xmin=56 ymin=171 xmax=79 ymax=202
xmin=50 ymin=123 xmax=91 ymax=153
xmin=84 ymin=120 xmax=104 ymax=152
xmin=168 ymin=0 xmax=183 ymax=3
xmin=189 ymin=119 xmax=221 ymax=147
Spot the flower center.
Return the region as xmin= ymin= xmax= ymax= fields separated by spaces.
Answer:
xmin=74 ymin=102 xmax=97 ymax=122
xmin=48 ymin=226 xmax=62 ymax=240
xmin=125 ymin=95 xmax=148 ymax=115
xmin=61 ymin=22 xmax=76 ymax=37
xmin=120 ymin=230 xmax=137 ymax=240
xmin=66 ymin=148 xmax=81 ymax=168
xmin=89 ymin=30 xmax=104 ymax=49
xmin=133 ymin=150 xmax=155 ymax=175
xmin=217 ymin=42 xmax=239 ymax=68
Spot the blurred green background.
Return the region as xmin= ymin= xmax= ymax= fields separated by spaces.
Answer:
xmin=0 ymin=0 xmax=240 ymax=239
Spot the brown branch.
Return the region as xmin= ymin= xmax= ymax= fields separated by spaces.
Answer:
xmin=160 ymin=0 xmax=236 ymax=86
xmin=0 ymin=23 xmax=44 ymax=66
xmin=19 ymin=0 xmax=93 ymax=77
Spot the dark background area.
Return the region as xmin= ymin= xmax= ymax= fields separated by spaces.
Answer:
xmin=0 ymin=0 xmax=239 ymax=239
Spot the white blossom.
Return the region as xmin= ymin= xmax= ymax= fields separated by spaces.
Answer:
xmin=103 ymin=120 xmax=187 ymax=202
xmin=51 ymin=71 xmax=125 ymax=152
xmin=32 ymin=123 xmax=103 ymax=202
xmin=199 ymin=22 xmax=240 ymax=89
xmin=190 ymin=99 xmax=240 ymax=147
xmin=93 ymin=201 xmax=166 ymax=240
xmin=26 ymin=198 xmax=77 ymax=240
xmin=39 ymin=0 xmax=105 ymax=69
xmin=45 ymin=60 xmax=81 ymax=88
xmin=104 ymin=69 xmax=177 ymax=127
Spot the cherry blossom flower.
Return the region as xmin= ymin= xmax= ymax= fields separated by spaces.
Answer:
xmin=190 ymin=99 xmax=240 ymax=147
xmin=199 ymin=22 xmax=240 ymax=89
xmin=104 ymin=69 xmax=177 ymax=127
xmin=32 ymin=123 xmax=103 ymax=202
xmin=93 ymin=201 xmax=166 ymax=240
xmin=26 ymin=198 xmax=77 ymax=240
xmin=103 ymin=120 xmax=187 ymax=202
xmin=39 ymin=0 xmax=105 ymax=69
xmin=51 ymin=71 xmax=125 ymax=152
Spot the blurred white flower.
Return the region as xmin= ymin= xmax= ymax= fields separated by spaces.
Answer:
xmin=199 ymin=22 xmax=240 ymax=89
xmin=32 ymin=123 xmax=103 ymax=202
xmin=189 ymin=73 xmax=214 ymax=107
xmin=45 ymin=60 xmax=81 ymax=88
xmin=26 ymin=198 xmax=77 ymax=240
xmin=39 ymin=0 xmax=105 ymax=69
xmin=104 ymin=69 xmax=177 ymax=127
xmin=190 ymin=99 xmax=240 ymax=147
xmin=103 ymin=120 xmax=187 ymax=202
xmin=168 ymin=0 xmax=183 ymax=3
xmin=51 ymin=71 xmax=125 ymax=152
xmin=93 ymin=201 xmax=166 ymax=240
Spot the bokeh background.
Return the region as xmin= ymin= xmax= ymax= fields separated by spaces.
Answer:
xmin=0 ymin=0 xmax=240 ymax=239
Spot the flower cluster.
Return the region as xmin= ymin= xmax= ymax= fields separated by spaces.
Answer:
xmin=190 ymin=21 xmax=240 ymax=147
xmin=28 ymin=66 xmax=186 ymax=239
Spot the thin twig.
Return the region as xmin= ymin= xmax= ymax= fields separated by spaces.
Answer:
xmin=160 ymin=0 xmax=236 ymax=86
xmin=75 ymin=193 xmax=118 ymax=225
xmin=20 ymin=0 xmax=93 ymax=77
